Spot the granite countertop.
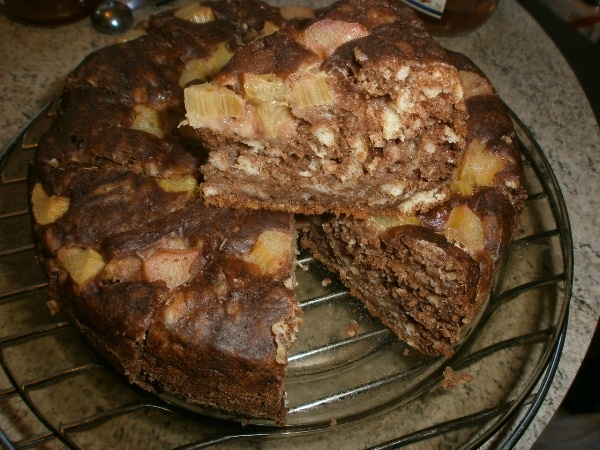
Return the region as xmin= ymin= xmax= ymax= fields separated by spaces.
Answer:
xmin=1 ymin=0 xmax=599 ymax=448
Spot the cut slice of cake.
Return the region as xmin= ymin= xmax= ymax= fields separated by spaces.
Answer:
xmin=28 ymin=1 xmax=306 ymax=424
xmin=300 ymin=51 xmax=527 ymax=357
xmin=184 ymin=0 xmax=468 ymax=218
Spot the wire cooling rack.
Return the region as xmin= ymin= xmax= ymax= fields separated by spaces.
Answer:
xmin=0 ymin=103 xmax=572 ymax=449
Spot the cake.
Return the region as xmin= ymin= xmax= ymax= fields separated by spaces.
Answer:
xmin=27 ymin=0 xmax=525 ymax=426
xmin=184 ymin=0 xmax=468 ymax=218
xmin=301 ymin=50 xmax=526 ymax=357
xmin=28 ymin=0 xmax=310 ymax=424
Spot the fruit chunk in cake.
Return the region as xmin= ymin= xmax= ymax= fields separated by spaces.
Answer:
xmin=184 ymin=0 xmax=468 ymax=218
xmin=300 ymin=51 xmax=526 ymax=357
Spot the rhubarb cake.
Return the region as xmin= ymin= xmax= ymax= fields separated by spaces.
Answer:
xmin=301 ymin=50 xmax=526 ymax=357
xmin=184 ymin=0 xmax=468 ymax=218
xmin=27 ymin=0 xmax=525 ymax=426
xmin=28 ymin=0 xmax=310 ymax=424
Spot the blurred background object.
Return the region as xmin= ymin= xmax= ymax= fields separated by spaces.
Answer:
xmin=404 ymin=0 xmax=500 ymax=36
xmin=0 ymin=0 xmax=102 ymax=26
xmin=541 ymin=0 xmax=600 ymax=43
xmin=519 ymin=0 xmax=599 ymax=124
xmin=532 ymin=321 xmax=600 ymax=449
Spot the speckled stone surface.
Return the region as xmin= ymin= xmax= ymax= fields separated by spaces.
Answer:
xmin=436 ymin=3 xmax=600 ymax=446
xmin=1 ymin=0 xmax=599 ymax=448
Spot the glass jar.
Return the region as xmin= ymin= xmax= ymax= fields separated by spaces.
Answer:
xmin=0 ymin=0 xmax=102 ymax=27
xmin=408 ymin=0 xmax=500 ymax=37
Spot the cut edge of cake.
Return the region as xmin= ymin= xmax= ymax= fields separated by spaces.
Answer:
xmin=28 ymin=0 xmax=309 ymax=425
xmin=184 ymin=0 xmax=468 ymax=219
xmin=300 ymin=50 xmax=527 ymax=357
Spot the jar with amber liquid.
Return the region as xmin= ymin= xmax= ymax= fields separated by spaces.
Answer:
xmin=405 ymin=0 xmax=500 ymax=36
xmin=0 ymin=0 xmax=101 ymax=26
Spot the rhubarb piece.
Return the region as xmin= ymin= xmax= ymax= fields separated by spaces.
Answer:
xmin=242 ymin=73 xmax=294 ymax=137
xmin=142 ymin=248 xmax=201 ymax=289
xmin=156 ymin=176 xmax=198 ymax=195
xmin=31 ymin=183 xmax=70 ymax=225
xmin=57 ymin=246 xmax=106 ymax=286
xmin=174 ymin=3 xmax=215 ymax=23
xmin=290 ymin=71 xmax=335 ymax=109
xmin=245 ymin=230 xmax=293 ymax=275
xmin=132 ymin=105 xmax=165 ymax=138
xmin=178 ymin=43 xmax=234 ymax=86
xmin=184 ymin=84 xmax=245 ymax=119
xmin=302 ymin=19 xmax=369 ymax=58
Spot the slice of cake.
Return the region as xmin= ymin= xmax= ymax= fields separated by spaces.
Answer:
xmin=28 ymin=1 xmax=307 ymax=424
xmin=301 ymin=51 xmax=527 ymax=357
xmin=184 ymin=0 xmax=468 ymax=218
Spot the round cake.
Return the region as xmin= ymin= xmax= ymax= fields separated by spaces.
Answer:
xmin=28 ymin=0 xmax=526 ymax=425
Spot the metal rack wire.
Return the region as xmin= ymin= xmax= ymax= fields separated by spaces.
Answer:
xmin=0 ymin=104 xmax=572 ymax=449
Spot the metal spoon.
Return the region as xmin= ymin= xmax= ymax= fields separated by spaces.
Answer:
xmin=91 ymin=0 xmax=162 ymax=34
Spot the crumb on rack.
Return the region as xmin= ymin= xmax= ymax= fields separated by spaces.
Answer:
xmin=442 ymin=366 xmax=474 ymax=389
xmin=403 ymin=348 xmax=410 ymax=356
xmin=46 ymin=299 xmax=61 ymax=315
xmin=321 ymin=277 xmax=332 ymax=286
xmin=345 ymin=319 xmax=359 ymax=337
xmin=330 ymin=417 xmax=337 ymax=428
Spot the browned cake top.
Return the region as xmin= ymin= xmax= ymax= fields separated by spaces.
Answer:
xmin=321 ymin=0 xmax=449 ymax=62
xmin=216 ymin=0 xmax=451 ymax=82
xmin=146 ymin=0 xmax=293 ymax=62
